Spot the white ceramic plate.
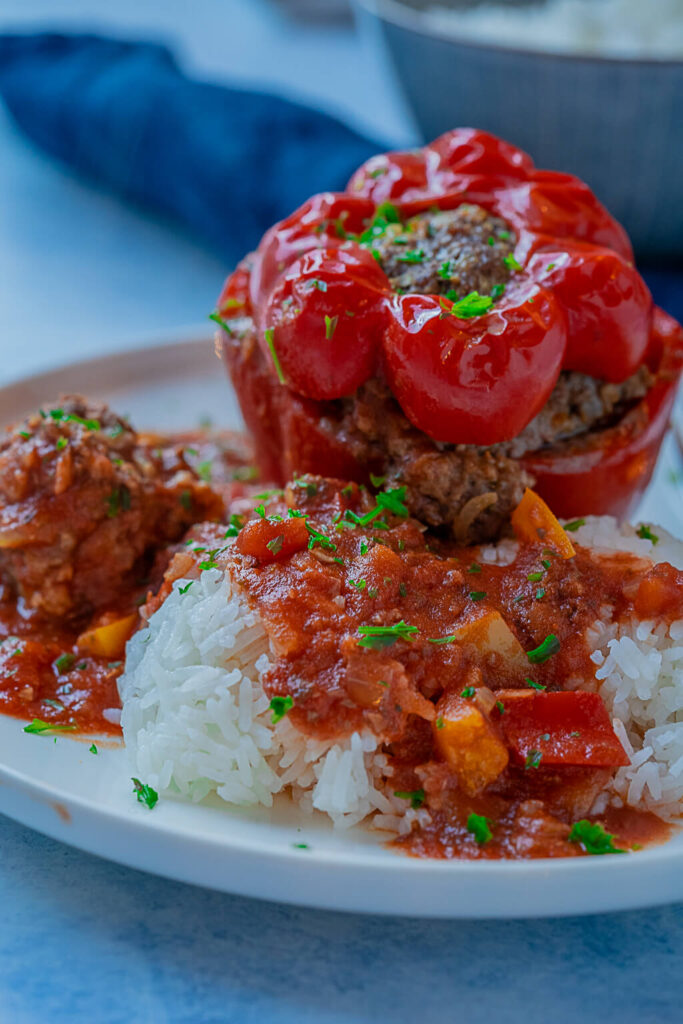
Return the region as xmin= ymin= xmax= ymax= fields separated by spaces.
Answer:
xmin=0 ymin=336 xmax=682 ymax=919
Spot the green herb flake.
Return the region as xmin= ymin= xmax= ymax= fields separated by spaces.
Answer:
xmin=292 ymin=842 xmax=310 ymax=850
xmin=527 ymin=571 xmax=544 ymax=582
xmin=394 ymin=789 xmax=425 ymax=809
xmin=264 ymin=327 xmax=287 ymax=385
xmin=23 ymin=718 xmax=76 ymax=736
xmin=468 ymin=562 xmax=482 ymax=574
xmin=461 ymin=686 xmax=476 ymax=698
xmin=637 ymin=524 xmax=659 ymax=545
xmin=56 ymin=436 xmax=68 ymax=451
xmin=526 ymin=677 xmax=547 ymax=691
xmin=349 ymin=578 xmax=366 ymax=591
xmin=469 ymin=590 xmax=487 ymax=602
xmin=324 ymin=314 xmax=339 ymax=340
xmin=438 ymin=260 xmax=452 ymax=280
xmin=490 ymin=283 xmax=506 ymax=299
xmin=89 ymin=743 xmax=98 ymax=755
xmin=495 ymin=701 xmax=505 ymax=715
xmin=397 ymin=249 xmax=425 ymax=264
xmin=179 ymin=582 xmax=194 ymax=595
xmin=525 ymin=749 xmax=543 ymax=769
xmin=527 ymin=634 xmax=561 ymax=664
xmin=535 ymin=588 xmax=546 ymax=601
xmin=369 ymin=473 xmax=386 ymax=488
xmin=18 ymin=430 xmax=31 ymax=440
xmin=360 ymin=541 xmax=369 ymax=555
xmin=357 ymin=620 xmax=418 ymax=650
xmin=467 ymin=812 xmax=493 ymax=845
xmin=563 ymin=518 xmax=585 ymax=533
xmin=428 ymin=634 xmax=456 ymax=645
xmin=224 ymin=513 xmax=245 ymax=538
xmin=106 ymin=485 xmax=131 ymax=519
xmin=306 ymin=522 xmax=337 ymax=552
xmin=132 ymin=777 xmax=159 ymax=810
xmin=568 ymin=819 xmax=626 ymax=855
xmin=269 ymin=695 xmax=294 ymax=724
xmin=293 ymin=477 xmax=317 ymax=497
xmin=54 ymin=653 xmax=76 ymax=673
xmin=436 ymin=715 xmax=445 ymax=730
xmin=504 ymin=254 xmax=523 ymax=272
xmin=451 ymin=291 xmax=494 ymax=319
xmin=266 ymin=534 xmax=284 ymax=556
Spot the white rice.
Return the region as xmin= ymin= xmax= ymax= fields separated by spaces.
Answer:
xmin=119 ymin=516 xmax=683 ymax=829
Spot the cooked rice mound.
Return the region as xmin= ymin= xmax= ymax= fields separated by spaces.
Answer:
xmin=119 ymin=518 xmax=683 ymax=830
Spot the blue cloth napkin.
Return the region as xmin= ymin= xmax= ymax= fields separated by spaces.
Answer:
xmin=0 ymin=30 xmax=680 ymax=319
xmin=0 ymin=32 xmax=378 ymax=267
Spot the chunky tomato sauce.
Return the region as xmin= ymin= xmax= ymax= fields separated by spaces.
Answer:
xmin=0 ymin=424 xmax=679 ymax=859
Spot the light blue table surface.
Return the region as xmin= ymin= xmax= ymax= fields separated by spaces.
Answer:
xmin=0 ymin=3 xmax=681 ymax=1022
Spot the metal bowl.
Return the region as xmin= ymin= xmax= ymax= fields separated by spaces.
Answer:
xmin=354 ymin=0 xmax=683 ymax=258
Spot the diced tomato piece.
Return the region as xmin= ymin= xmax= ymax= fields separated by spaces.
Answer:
xmin=235 ymin=516 xmax=309 ymax=563
xmin=496 ymin=689 xmax=629 ymax=767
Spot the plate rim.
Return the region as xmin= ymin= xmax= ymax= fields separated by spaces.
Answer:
xmin=0 ymin=335 xmax=681 ymax=919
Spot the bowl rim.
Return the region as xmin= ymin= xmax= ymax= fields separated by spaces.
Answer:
xmin=355 ymin=0 xmax=683 ymax=68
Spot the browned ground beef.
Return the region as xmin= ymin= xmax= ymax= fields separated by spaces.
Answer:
xmin=329 ymin=369 xmax=652 ymax=542
xmin=372 ymin=205 xmax=515 ymax=298
xmin=0 ymin=397 xmax=223 ymax=621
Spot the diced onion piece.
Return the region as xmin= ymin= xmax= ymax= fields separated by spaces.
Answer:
xmin=433 ymin=694 xmax=509 ymax=795
xmin=77 ymin=613 xmax=137 ymax=659
xmin=452 ymin=610 xmax=528 ymax=677
xmin=511 ymin=487 xmax=575 ymax=558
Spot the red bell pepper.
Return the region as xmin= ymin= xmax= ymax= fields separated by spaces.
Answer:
xmin=495 ymin=689 xmax=630 ymax=768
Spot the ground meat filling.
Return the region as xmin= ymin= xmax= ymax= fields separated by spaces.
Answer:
xmin=0 ymin=397 xmax=223 ymax=621
xmin=372 ymin=204 xmax=516 ymax=298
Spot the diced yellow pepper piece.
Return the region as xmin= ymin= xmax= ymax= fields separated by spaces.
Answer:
xmin=511 ymin=487 xmax=575 ymax=559
xmin=453 ymin=610 xmax=528 ymax=677
xmin=434 ymin=695 xmax=509 ymax=795
xmin=77 ymin=613 xmax=137 ymax=659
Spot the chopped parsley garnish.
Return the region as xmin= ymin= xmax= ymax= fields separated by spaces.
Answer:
xmin=525 ymin=749 xmax=543 ymax=769
xmin=54 ymin=653 xmax=76 ymax=673
xmin=461 ymin=686 xmax=476 ymax=698
xmin=467 ymin=813 xmax=493 ymax=845
xmin=224 ymin=513 xmax=245 ymax=538
xmin=468 ymin=562 xmax=482 ymax=574
xmin=306 ymin=522 xmax=337 ymax=552
xmin=269 ymin=695 xmax=294 ymax=723
xmin=428 ymin=634 xmax=456 ymax=645
xmin=349 ymin=579 xmax=366 ymax=590
xmin=469 ymin=591 xmax=487 ymax=602
xmin=394 ymin=789 xmax=425 ymax=809
xmin=546 ymin=262 xmax=556 ymax=272
xmin=132 ymin=777 xmax=159 ymax=810
xmin=324 ymin=314 xmax=339 ymax=340
xmin=490 ymin=283 xmax=505 ymax=299
xmin=307 ymin=278 xmax=328 ymax=292
xmin=293 ymin=477 xmax=317 ymax=497
xmin=197 ymin=461 xmax=212 ymax=483
xmin=527 ymin=634 xmax=560 ymax=664
xmin=18 ymin=430 xmax=31 ymax=439
xmin=358 ymin=202 xmax=400 ymax=245
xmin=56 ymin=436 xmax=68 ymax=451
xmin=199 ymin=548 xmax=223 ymax=570
xmin=451 ymin=291 xmax=494 ymax=319
xmin=367 ymin=588 xmax=379 ymax=598
xmin=436 ymin=715 xmax=445 ymax=729
xmin=438 ymin=260 xmax=452 ymax=280
xmin=495 ymin=701 xmax=505 ymax=714
xmin=563 ymin=518 xmax=585 ymax=533
xmin=106 ymin=485 xmax=131 ymax=518
xmin=499 ymin=229 xmax=511 ymax=240
xmin=527 ymin=571 xmax=544 ymax=582
xmin=568 ymin=820 xmax=625 ymax=855
xmin=209 ymin=311 xmax=232 ymax=334
xmin=535 ymin=588 xmax=545 ymax=600
xmin=287 ymin=509 xmax=306 ymax=519
xmin=266 ymin=534 xmax=284 ymax=556
xmin=47 ymin=409 xmax=100 ymax=431
xmin=487 ymin=236 xmax=496 ymax=247
xmin=89 ymin=743 xmax=98 ymax=755
xmin=526 ymin=677 xmax=546 ymax=691
xmin=264 ymin=327 xmax=286 ymax=385
xmin=343 ymin=486 xmax=409 ymax=529
xmin=357 ymin=620 xmax=418 ymax=649
xmin=23 ymin=719 xmax=76 ymax=735
xmin=397 ymin=248 xmax=425 ymax=265
xmin=637 ymin=524 xmax=659 ymax=545
xmin=293 ymin=842 xmax=310 ymax=850
xmin=255 ymin=504 xmax=266 ymax=518
xmin=504 ymin=254 xmax=523 ymax=272
xmin=178 ymin=582 xmax=194 ymax=595
xmin=369 ymin=166 xmax=387 ymax=178
xmin=360 ymin=541 xmax=369 ymax=555
xmin=399 ymin=582 xmax=407 ymax=598
xmin=369 ymin=473 xmax=386 ymax=488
